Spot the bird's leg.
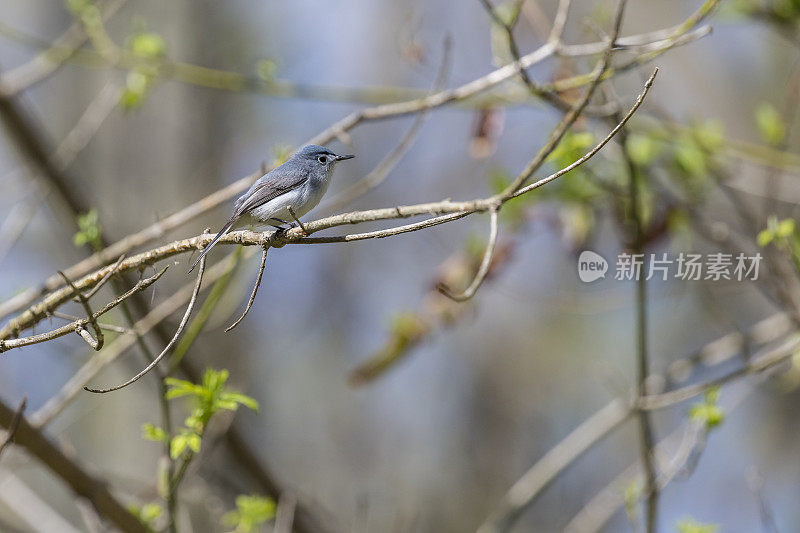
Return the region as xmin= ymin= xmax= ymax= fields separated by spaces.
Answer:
xmin=287 ymin=207 xmax=308 ymax=236
xmin=267 ymin=218 xmax=289 ymax=229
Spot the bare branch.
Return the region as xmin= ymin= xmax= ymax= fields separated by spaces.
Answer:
xmin=0 ymin=13 xmax=702 ymax=321
xmin=0 ymin=69 xmax=658 ymax=340
xmin=511 ymin=68 xmax=658 ymax=198
xmin=548 ymin=0 xmax=573 ymax=46
xmin=477 ymin=399 xmax=631 ymax=533
xmin=565 ymin=383 xmax=754 ymax=533
xmin=499 ymin=0 xmax=628 ymax=199
xmin=0 ymin=266 xmax=167 ymax=353
xmin=51 ymin=311 xmax=132 ymax=334
xmin=438 ymin=207 xmax=499 ymax=301
xmin=84 ymin=257 xmax=206 ymax=393
xmin=638 ymin=334 xmax=800 ymax=411
xmin=58 ymin=270 xmax=104 ymax=351
xmin=31 ymin=254 xmax=240 ymax=426
xmin=226 ymin=246 xmax=269 ymax=332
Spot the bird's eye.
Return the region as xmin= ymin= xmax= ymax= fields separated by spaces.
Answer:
xmin=317 ymin=155 xmax=328 ymax=164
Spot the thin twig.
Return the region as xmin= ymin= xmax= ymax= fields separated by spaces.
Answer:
xmin=438 ymin=207 xmax=499 ymax=301
xmin=295 ymin=212 xmax=472 ymax=243
xmin=0 ymin=10 xmax=704 ymax=322
xmin=0 ymin=69 xmax=658 ymax=340
xmin=84 ymin=253 xmax=125 ymax=299
xmin=511 ymin=67 xmax=658 ymax=198
xmin=50 ymin=310 xmax=131 ymax=334
xmin=31 ymin=254 xmax=240 ymax=427
xmin=565 ymin=383 xmax=754 ymax=533
xmin=58 ymin=270 xmax=103 ymax=350
xmin=548 ymin=0 xmax=573 ymax=46
xmin=498 ymin=0 xmax=628 ymax=199
xmin=477 ymin=399 xmax=631 ymax=533
xmin=0 ymin=266 xmax=167 ymax=352
xmin=638 ymin=334 xmax=800 ymax=411
xmin=613 ymin=85 xmax=659 ymax=531
xmin=226 ymin=246 xmax=269 ymax=332
xmin=84 ymin=257 xmax=206 ymax=393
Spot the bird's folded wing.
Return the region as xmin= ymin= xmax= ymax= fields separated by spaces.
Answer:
xmin=233 ymin=173 xmax=308 ymax=219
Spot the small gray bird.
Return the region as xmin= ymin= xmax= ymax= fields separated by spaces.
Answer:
xmin=189 ymin=144 xmax=354 ymax=271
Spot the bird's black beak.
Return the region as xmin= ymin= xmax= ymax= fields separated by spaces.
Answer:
xmin=336 ymin=154 xmax=355 ymax=161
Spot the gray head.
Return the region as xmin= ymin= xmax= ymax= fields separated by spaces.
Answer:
xmin=288 ymin=144 xmax=354 ymax=173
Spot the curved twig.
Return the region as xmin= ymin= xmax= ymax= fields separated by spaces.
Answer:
xmin=84 ymin=256 xmax=206 ymax=393
xmin=31 ymin=254 xmax=239 ymax=427
xmin=0 ymin=11 xmax=702 ymax=322
xmin=0 ymin=69 xmax=658 ymax=341
xmin=226 ymin=246 xmax=269 ymax=332
xmin=438 ymin=207 xmax=499 ymax=301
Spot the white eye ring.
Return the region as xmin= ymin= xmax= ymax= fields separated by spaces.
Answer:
xmin=317 ymin=155 xmax=328 ymax=164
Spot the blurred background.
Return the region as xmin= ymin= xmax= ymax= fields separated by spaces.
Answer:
xmin=0 ymin=1 xmax=799 ymax=532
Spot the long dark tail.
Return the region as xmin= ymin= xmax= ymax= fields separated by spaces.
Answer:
xmin=189 ymin=219 xmax=235 ymax=272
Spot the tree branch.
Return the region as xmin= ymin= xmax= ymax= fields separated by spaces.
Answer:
xmin=84 ymin=257 xmax=206 ymax=393
xmin=0 ymin=396 xmax=147 ymax=533
xmin=0 ymin=68 xmax=658 ymax=342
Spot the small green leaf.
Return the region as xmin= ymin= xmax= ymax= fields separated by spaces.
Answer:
xmin=271 ymin=144 xmax=293 ymax=166
xmin=129 ymin=32 xmax=166 ymax=59
xmin=129 ymin=501 xmax=163 ymax=528
xmin=622 ymin=479 xmax=642 ymax=524
xmin=220 ymin=391 xmax=260 ymax=412
xmin=689 ymin=388 xmax=725 ymax=430
xmin=757 ymin=228 xmax=774 ymax=247
xmin=222 ymin=494 xmax=276 ymax=533
xmin=140 ymin=502 xmax=163 ymax=523
xmin=777 ymin=218 xmax=795 ymax=238
xmin=756 ymin=102 xmax=786 ymax=145
xmin=120 ymin=71 xmax=150 ymax=110
xmin=142 ymin=423 xmax=168 ymax=443
xmin=170 ymin=433 xmax=190 ymax=459
xmin=73 ymin=209 xmax=102 ymax=248
xmin=164 ymin=377 xmax=204 ymax=399
xmin=186 ymin=432 xmax=201 ymax=453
